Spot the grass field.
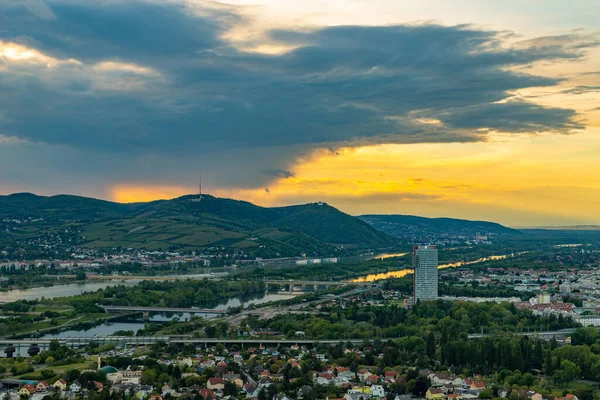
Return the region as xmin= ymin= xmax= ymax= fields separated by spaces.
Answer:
xmin=2 ymin=313 xmax=110 ymax=337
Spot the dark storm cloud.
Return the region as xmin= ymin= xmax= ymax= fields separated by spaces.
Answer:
xmin=0 ymin=0 xmax=597 ymax=189
xmin=0 ymin=0 xmax=229 ymax=62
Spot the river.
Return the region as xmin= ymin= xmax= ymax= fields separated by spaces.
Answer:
xmin=351 ymin=254 xmax=510 ymax=282
xmin=0 ymin=273 xmax=229 ymax=303
xmin=0 ymin=280 xmax=143 ymax=302
xmin=32 ymin=292 xmax=295 ymax=339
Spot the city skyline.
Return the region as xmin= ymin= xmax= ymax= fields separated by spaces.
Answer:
xmin=0 ymin=1 xmax=599 ymax=226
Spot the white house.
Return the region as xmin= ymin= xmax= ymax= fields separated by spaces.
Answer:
xmin=371 ymin=385 xmax=385 ymax=398
xmin=70 ymin=381 xmax=81 ymax=393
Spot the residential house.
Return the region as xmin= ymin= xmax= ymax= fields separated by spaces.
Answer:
xmin=19 ymin=385 xmax=36 ymax=397
xmin=529 ymin=393 xmax=543 ymax=400
xmin=366 ymin=375 xmax=380 ymax=385
xmin=244 ymin=384 xmax=260 ymax=399
xmin=316 ymin=373 xmax=335 ymax=385
xmin=345 ymin=393 xmax=371 ymax=400
xmin=358 ymin=370 xmax=372 ymax=382
xmin=223 ymin=373 xmax=244 ymax=387
xmin=70 ymin=381 xmax=81 ymax=393
xmin=371 ymin=385 xmax=385 ymax=398
xmin=297 ymin=385 xmax=314 ymax=400
xmin=384 ymin=371 xmax=399 ymax=383
xmin=53 ymin=379 xmax=67 ymax=391
xmin=35 ymin=382 xmax=49 ymax=392
xmin=207 ymin=377 xmax=225 ymax=391
xmin=556 ymin=395 xmax=579 ymax=400
xmin=442 ymin=384 xmax=454 ymax=394
xmin=259 ymin=376 xmax=275 ymax=387
xmin=426 ymin=388 xmax=444 ymax=400
xmin=135 ymin=385 xmax=153 ymax=399
xmin=215 ymin=361 xmax=228 ymax=374
xmin=161 ymin=384 xmax=175 ymax=397
xmin=198 ymin=389 xmax=216 ymax=400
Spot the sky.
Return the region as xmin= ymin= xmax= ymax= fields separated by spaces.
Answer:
xmin=0 ymin=0 xmax=599 ymax=226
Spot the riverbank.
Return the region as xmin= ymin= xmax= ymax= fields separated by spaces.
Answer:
xmin=1 ymin=312 xmax=139 ymax=340
xmin=351 ymin=253 xmax=514 ymax=282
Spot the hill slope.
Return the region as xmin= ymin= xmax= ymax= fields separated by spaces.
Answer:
xmin=0 ymin=193 xmax=394 ymax=256
xmin=359 ymin=214 xmax=518 ymax=242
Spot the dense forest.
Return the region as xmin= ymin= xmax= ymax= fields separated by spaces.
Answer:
xmin=265 ymin=300 xmax=576 ymax=339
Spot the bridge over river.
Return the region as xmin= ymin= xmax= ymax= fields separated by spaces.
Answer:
xmin=98 ymin=305 xmax=226 ymax=319
xmin=0 ymin=328 xmax=576 ymax=357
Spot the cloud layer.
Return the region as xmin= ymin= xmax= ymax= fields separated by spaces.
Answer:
xmin=0 ymin=0 xmax=597 ymax=194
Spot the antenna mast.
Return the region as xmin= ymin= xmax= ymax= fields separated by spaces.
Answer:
xmin=199 ymin=172 xmax=202 ymax=200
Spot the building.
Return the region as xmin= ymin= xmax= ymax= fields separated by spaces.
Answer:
xmin=120 ymin=371 xmax=142 ymax=385
xmin=575 ymin=315 xmax=600 ymax=327
xmin=20 ymin=384 xmax=36 ymax=397
xmin=413 ymin=245 xmax=439 ymax=302
xmin=426 ymin=388 xmax=444 ymax=400
xmin=53 ymin=379 xmax=67 ymax=391
xmin=70 ymin=381 xmax=81 ymax=393
xmin=207 ymin=377 xmax=225 ymax=390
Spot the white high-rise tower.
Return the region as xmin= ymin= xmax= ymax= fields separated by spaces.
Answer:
xmin=413 ymin=245 xmax=438 ymax=302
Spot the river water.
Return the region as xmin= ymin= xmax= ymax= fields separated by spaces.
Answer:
xmin=351 ymin=254 xmax=510 ymax=282
xmin=0 ymin=280 xmax=143 ymax=302
xmin=4 ymin=292 xmax=297 ymax=345
xmin=0 ymin=273 xmax=230 ymax=303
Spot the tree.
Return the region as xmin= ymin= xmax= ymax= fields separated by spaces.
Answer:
xmin=141 ymin=369 xmax=158 ymax=385
xmin=75 ymin=268 xmax=86 ymax=281
xmin=553 ymin=360 xmax=581 ymax=385
xmin=426 ymin=332 xmax=436 ymax=358
xmin=223 ymin=381 xmax=238 ymax=396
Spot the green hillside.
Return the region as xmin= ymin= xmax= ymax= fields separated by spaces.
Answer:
xmin=0 ymin=193 xmax=394 ymax=256
xmin=359 ymin=214 xmax=519 ymax=240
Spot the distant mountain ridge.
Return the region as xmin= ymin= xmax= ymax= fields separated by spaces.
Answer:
xmin=0 ymin=193 xmax=394 ymax=256
xmin=359 ymin=214 xmax=518 ymax=241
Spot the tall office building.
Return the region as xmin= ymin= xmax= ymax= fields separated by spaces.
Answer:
xmin=413 ymin=245 xmax=438 ymax=302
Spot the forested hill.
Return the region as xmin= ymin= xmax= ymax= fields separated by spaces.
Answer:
xmin=0 ymin=193 xmax=394 ymax=254
xmin=359 ymin=214 xmax=519 ymax=240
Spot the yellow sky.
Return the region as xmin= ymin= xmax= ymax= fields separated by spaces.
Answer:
xmin=213 ymin=129 xmax=600 ymax=226
xmin=112 ymin=126 xmax=600 ymax=226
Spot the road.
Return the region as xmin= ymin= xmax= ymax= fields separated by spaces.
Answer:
xmin=0 ymin=329 xmax=575 ymax=349
xmin=224 ymin=287 xmax=369 ymax=326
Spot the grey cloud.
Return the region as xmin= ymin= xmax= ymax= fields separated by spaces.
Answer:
xmin=561 ymin=86 xmax=600 ymax=95
xmin=0 ymin=0 xmax=596 ymax=191
xmin=262 ymin=170 xmax=296 ymax=179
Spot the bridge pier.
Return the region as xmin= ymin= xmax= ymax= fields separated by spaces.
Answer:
xmin=143 ymin=311 xmax=150 ymax=321
xmin=189 ymin=312 xmax=195 ymax=319
xmin=314 ymin=284 xmax=318 ymax=292
xmin=28 ymin=345 xmax=40 ymax=356
xmin=3 ymin=346 xmax=16 ymax=358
